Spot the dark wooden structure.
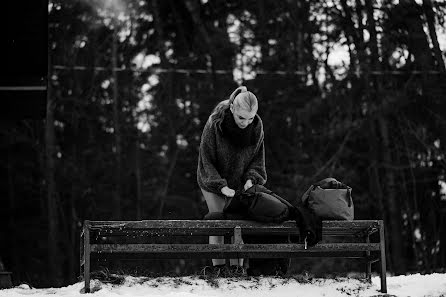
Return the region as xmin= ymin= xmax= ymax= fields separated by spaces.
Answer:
xmin=0 ymin=272 xmax=12 ymax=289
xmin=0 ymin=257 xmax=12 ymax=289
xmin=80 ymin=220 xmax=387 ymax=293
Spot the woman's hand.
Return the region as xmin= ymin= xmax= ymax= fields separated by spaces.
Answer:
xmin=244 ymin=179 xmax=253 ymax=191
xmin=221 ymin=186 xmax=235 ymax=197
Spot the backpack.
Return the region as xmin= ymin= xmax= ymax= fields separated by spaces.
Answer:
xmin=301 ymin=178 xmax=354 ymax=221
xmin=223 ymin=185 xmax=321 ymax=247
xmin=223 ymin=185 xmax=289 ymax=223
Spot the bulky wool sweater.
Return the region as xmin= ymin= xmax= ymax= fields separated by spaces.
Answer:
xmin=197 ymin=111 xmax=267 ymax=194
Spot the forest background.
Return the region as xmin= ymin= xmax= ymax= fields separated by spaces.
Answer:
xmin=0 ymin=0 xmax=445 ymax=288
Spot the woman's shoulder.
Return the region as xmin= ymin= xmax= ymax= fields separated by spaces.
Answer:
xmin=206 ymin=114 xmax=219 ymax=129
xmin=201 ymin=114 xmax=220 ymax=137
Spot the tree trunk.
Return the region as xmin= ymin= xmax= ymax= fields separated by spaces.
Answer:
xmin=157 ymin=74 xmax=177 ymax=218
xmin=295 ymin=4 xmax=303 ymax=73
xmin=365 ymin=0 xmax=380 ymax=66
xmin=377 ymin=116 xmax=406 ymax=274
xmin=440 ymin=213 xmax=446 ymax=269
xmin=291 ymin=0 xmax=309 ymax=80
xmin=366 ymin=0 xmax=406 ymax=274
xmin=46 ymin=48 xmax=61 ymax=285
xmin=112 ymin=28 xmax=122 ymax=220
xmin=398 ymin=117 xmax=422 ymax=269
xmin=153 ymin=0 xmax=179 ymax=218
xmin=158 ymin=143 xmax=179 ymax=218
xmin=257 ymin=0 xmax=268 ymax=69
xmin=395 ymin=128 xmax=420 ymax=270
xmin=399 ymin=0 xmax=434 ymax=74
xmin=184 ymin=0 xmax=216 ymax=55
xmin=167 ymin=0 xmax=191 ymax=53
xmin=7 ymin=147 xmax=17 ymax=277
xmin=68 ymin=110 xmax=79 ymax=283
xmin=339 ymin=0 xmax=363 ymax=68
xmin=183 ymin=0 xmax=217 ymax=86
xmin=422 ymin=0 xmax=446 ymax=72
xmin=135 ymin=133 xmax=142 ymax=220
xmin=367 ymin=119 xmax=385 ymax=217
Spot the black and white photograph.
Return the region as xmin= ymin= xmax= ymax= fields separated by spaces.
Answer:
xmin=1 ymin=0 xmax=446 ymax=296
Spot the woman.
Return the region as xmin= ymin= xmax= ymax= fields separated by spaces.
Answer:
xmin=197 ymin=86 xmax=267 ymax=270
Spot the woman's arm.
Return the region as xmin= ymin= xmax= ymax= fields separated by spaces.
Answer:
xmin=197 ymin=120 xmax=228 ymax=193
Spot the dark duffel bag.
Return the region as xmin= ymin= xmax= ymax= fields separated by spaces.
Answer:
xmin=301 ymin=178 xmax=354 ymax=221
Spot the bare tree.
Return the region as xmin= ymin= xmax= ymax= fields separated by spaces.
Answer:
xmin=46 ymin=47 xmax=61 ymax=284
xmin=112 ymin=28 xmax=122 ymax=220
xmin=422 ymin=0 xmax=446 ymax=72
xmin=365 ymin=0 xmax=406 ymax=273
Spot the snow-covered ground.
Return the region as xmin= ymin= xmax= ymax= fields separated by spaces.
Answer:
xmin=1 ymin=273 xmax=445 ymax=297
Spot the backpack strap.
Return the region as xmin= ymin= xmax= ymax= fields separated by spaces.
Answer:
xmin=269 ymin=190 xmax=322 ymax=247
xmin=292 ymin=205 xmax=322 ymax=247
xmin=346 ymin=187 xmax=353 ymax=207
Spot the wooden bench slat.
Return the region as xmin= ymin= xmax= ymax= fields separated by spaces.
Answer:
xmin=91 ymin=229 xmax=373 ymax=237
xmin=90 ymin=252 xmax=380 ymax=260
xmin=92 ymin=229 xmax=299 ymax=237
xmin=88 ymin=220 xmax=379 ymax=237
xmin=89 ymin=220 xmax=298 ymax=230
xmin=91 ymin=243 xmax=381 ymax=253
xmin=89 ymin=220 xmax=379 ymax=229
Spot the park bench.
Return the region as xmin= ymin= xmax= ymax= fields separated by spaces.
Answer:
xmin=80 ymin=219 xmax=387 ymax=293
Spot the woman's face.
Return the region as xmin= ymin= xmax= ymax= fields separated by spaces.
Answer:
xmin=230 ymin=105 xmax=257 ymax=129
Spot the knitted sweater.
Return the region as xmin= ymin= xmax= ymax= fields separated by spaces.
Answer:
xmin=197 ymin=113 xmax=267 ymax=194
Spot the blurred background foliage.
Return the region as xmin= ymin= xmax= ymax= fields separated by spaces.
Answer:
xmin=1 ymin=0 xmax=445 ymax=287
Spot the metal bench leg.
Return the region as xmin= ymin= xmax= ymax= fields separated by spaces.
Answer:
xmin=83 ymin=220 xmax=91 ymax=293
xmin=80 ymin=229 xmax=84 ymax=279
xmin=233 ymin=226 xmax=242 ymax=244
xmin=224 ymin=235 xmax=231 ymax=268
xmin=379 ymin=221 xmax=387 ymax=293
xmin=365 ymin=235 xmax=371 ymax=283
xmin=233 ymin=226 xmax=244 ymax=268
